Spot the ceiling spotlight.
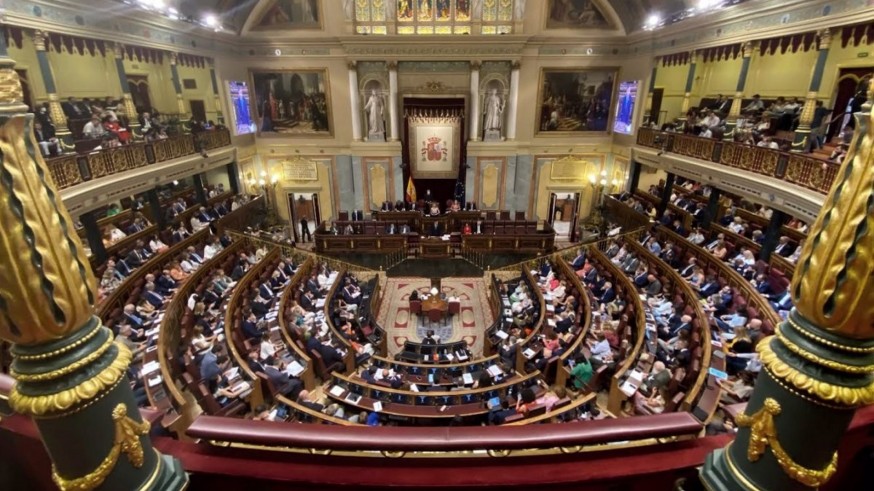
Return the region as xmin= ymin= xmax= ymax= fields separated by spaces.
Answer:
xmin=643 ymin=13 xmax=662 ymax=30
xmin=203 ymin=14 xmax=219 ymax=28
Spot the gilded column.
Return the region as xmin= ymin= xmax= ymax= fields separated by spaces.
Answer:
xmin=168 ymin=53 xmax=188 ymax=118
xmin=0 ymin=40 xmax=187 ymax=490
xmin=792 ymin=29 xmax=831 ymax=152
xmin=723 ymin=41 xmax=754 ymax=141
xmin=470 ymin=60 xmax=481 ymax=141
xmin=702 ymin=79 xmax=874 ymax=490
xmin=31 ymin=30 xmax=70 ymax=138
xmin=113 ymin=43 xmax=140 ymax=132
xmin=388 ymin=61 xmax=399 ymax=142
xmin=348 ymin=61 xmax=362 ymax=141
xmin=505 ymin=60 xmax=520 ymax=141
xmin=679 ymin=51 xmax=697 ymax=125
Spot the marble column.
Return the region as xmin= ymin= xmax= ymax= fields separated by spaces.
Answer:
xmin=679 ymin=51 xmax=697 ymax=122
xmin=168 ymin=52 xmax=188 ymax=118
xmin=31 ymin=30 xmax=70 ymax=138
xmin=506 ymin=61 xmax=520 ymax=141
xmin=724 ymin=41 xmax=755 ymax=141
xmin=793 ymin=29 xmax=831 ymax=152
xmin=113 ymin=43 xmax=140 ymax=131
xmin=388 ymin=61 xmax=400 ymax=142
xmin=469 ymin=61 xmax=481 ymax=141
xmin=348 ymin=62 xmax=363 ymax=142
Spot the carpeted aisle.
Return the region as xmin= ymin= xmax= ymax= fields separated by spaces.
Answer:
xmin=377 ymin=278 xmax=493 ymax=356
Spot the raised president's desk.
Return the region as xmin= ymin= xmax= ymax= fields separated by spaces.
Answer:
xmin=314 ymin=210 xmax=555 ymax=256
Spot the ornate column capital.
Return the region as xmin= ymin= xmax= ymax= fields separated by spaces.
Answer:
xmin=470 ymin=60 xmax=482 ymax=70
xmin=817 ymin=28 xmax=832 ymax=50
xmin=32 ymin=30 xmax=47 ymax=52
xmin=168 ymin=52 xmax=178 ymax=66
xmin=386 ymin=60 xmax=398 ymax=71
xmin=742 ymin=41 xmax=755 ymax=58
xmin=511 ymin=60 xmax=521 ymax=70
xmin=113 ymin=42 xmax=125 ymax=59
xmin=347 ymin=60 xmax=357 ymax=70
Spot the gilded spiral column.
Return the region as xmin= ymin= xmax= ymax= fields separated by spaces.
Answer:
xmin=0 ymin=42 xmax=186 ymax=490
xmin=701 ymin=77 xmax=874 ymax=490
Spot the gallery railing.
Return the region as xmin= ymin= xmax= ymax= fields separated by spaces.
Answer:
xmin=636 ymin=127 xmax=839 ymax=195
xmin=45 ymin=128 xmax=232 ymax=190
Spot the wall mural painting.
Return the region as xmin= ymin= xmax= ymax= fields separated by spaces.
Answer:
xmin=537 ymin=68 xmax=617 ymax=134
xmin=398 ymin=0 xmax=414 ymax=21
xmin=252 ymin=70 xmax=332 ymax=136
xmin=255 ymin=0 xmax=320 ymax=28
xmin=546 ymin=0 xmax=609 ymax=29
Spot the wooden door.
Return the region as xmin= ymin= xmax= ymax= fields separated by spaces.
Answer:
xmin=649 ymin=88 xmax=664 ymax=127
xmin=190 ymin=100 xmax=206 ymax=122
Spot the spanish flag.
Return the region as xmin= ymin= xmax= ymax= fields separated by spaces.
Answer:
xmin=405 ymin=175 xmax=417 ymax=202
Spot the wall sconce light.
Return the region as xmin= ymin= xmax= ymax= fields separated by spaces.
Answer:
xmin=258 ymin=178 xmax=266 ymax=186
xmin=270 ymin=174 xmax=279 ymax=185
xmin=588 ymin=175 xmax=596 ymax=185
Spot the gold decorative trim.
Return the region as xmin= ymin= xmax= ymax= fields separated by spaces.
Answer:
xmin=486 ymin=449 xmax=511 ymax=457
xmin=763 ymin=367 xmax=851 ymax=411
xmin=787 ymin=317 xmax=874 ymax=353
xmin=380 ymin=450 xmax=406 ymax=458
xmin=758 ymin=339 xmax=874 ymax=406
xmin=777 ymin=326 xmax=874 ymax=374
xmin=11 ymin=335 xmax=114 ymax=382
xmin=10 ymin=343 xmax=132 ymax=416
xmin=736 ymin=398 xmax=838 ymax=488
xmin=723 ymin=443 xmax=765 ymax=491
xmin=51 ymin=403 xmax=150 ymax=491
xmin=14 ymin=321 xmax=102 ymax=361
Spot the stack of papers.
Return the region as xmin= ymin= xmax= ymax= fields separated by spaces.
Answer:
xmin=495 ymin=330 xmax=509 ymax=340
xmin=147 ymin=376 xmax=163 ymax=387
xmin=372 ymin=401 xmax=383 ymax=412
xmin=487 ymin=365 xmax=503 ymax=377
xmin=462 ymin=373 xmax=474 ymax=385
xmin=286 ymin=360 xmax=305 ymax=377
xmin=329 ymin=385 xmax=346 ymax=397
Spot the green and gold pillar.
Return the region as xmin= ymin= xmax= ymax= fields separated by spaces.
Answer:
xmin=0 ymin=42 xmax=186 ymax=490
xmin=723 ymin=41 xmax=755 ymax=141
xmin=679 ymin=51 xmax=697 ymax=128
xmin=31 ymin=30 xmax=71 ymax=141
xmin=209 ymin=59 xmax=222 ymax=125
xmin=169 ymin=53 xmax=188 ymax=119
xmin=645 ymin=58 xmax=658 ymax=125
xmin=702 ymin=78 xmax=874 ymax=490
xmin=792 ymin=29 xmax=832 ymax=153
xmin=113 ymin=43 xmax=141 ymax=134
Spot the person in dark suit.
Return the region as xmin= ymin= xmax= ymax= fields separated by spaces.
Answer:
xmin=770 ymin=290 xmax=793 ymax=311
xmin=699 ymin=277 xmax=720 ymax=298
xmin=297 ymin=390 xmax=324 ymax=412
xmin=570 ymin=249 xmax=586 ymax=270
xmin=265 ymin=361 xmax=303 ymax=398
xmin=155 ymin=270 xmax=177 ymax=295
xmin=429 ymin=221 xmax=443 ymax=237
xmin=258 ymin=282 xmax=274 ymax=302
xmin=300 ymin=218 xmax=312 ymax=242
xmin=300 ymin=291 xmax=316 ymax=311
xmin=141 ymin=283 xmax=166 ymax=309
xmin=114 ymin=258 xmax=132 ymax=279
xmin=773 ymin=236 xmax=793 ymax=257
xmin=679 ymin=258 xmax=698 ymax=278
xmin=125 ymin=247 xmax=146 ymax=268
xmin=422 ymin=330 xmax=437 ymax=345
xmin=599 ymin=283 xmax=616 ymax=304
xmin=241 ymin=311 xmax=261 ymax=340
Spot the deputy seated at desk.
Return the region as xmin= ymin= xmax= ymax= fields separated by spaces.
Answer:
xmin=429 ymin=221 xmax=443 ymax=237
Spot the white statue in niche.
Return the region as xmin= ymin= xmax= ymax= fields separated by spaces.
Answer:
xmin=364 ymin=87 xmax=386 ymax=141
xmin=483 ymin=87 xmax=504 ymax=141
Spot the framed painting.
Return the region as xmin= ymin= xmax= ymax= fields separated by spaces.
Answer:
xmin=536 ymin=68 xmax=618 ymax=135
xmin=252 ymin=0 xmax=322 ymax=30
xmin=251 ymin=69 xmax=333 ymax=137
xmin=407 ymin=115 xmax=461 ymax=179
xmin=545 ymin=0 xmax=610 ymax=29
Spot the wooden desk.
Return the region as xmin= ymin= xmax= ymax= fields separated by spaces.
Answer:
xmin=420 ymin=238 xmax=454 ymax=258
xmin=421 ymin=295 xmax=448 ymax=312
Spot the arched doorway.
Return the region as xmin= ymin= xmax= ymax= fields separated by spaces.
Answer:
xmin=127 ymin=75 xmax=152 ymax=113
xmin=826 ymin=69 xmax=873 ymax=142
